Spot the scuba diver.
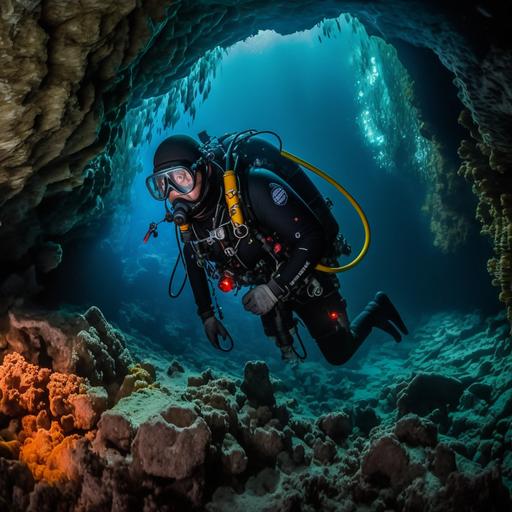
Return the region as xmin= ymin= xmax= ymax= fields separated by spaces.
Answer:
xmin=144 ymin=129 xmax=408 ymax=364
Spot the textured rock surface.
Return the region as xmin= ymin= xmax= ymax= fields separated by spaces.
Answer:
xmin=1 ymin=305 xmax=133 ymax=397
xmin=0 ymin=308 xmax=511 ymax=510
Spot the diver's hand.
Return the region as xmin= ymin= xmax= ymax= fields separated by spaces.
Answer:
xmin=242 ymin=283 xmax=280 ymax=315
xmin=203 ymin=316 xmax=228 ymax=349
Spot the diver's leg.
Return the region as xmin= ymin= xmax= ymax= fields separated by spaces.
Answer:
xmin=293 ymin=289 xmax=360 ymax=365
xmin=350 ymin=291 xmax=409 ymax=343
xmin=293 ymin=286 xmax=408 ymax=366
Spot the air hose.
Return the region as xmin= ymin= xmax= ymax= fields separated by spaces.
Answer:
xmin=279 ymin=150 xmax=371 ymax=273
xmin=223 ymin=129 xmax=371 ymax=274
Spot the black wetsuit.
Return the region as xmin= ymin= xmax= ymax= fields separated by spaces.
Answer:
xmin=183 ymin=163 xmax=359 ymax=365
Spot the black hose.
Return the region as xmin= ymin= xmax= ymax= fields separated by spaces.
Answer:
xmin=216 ymin=330 xmax=234 ymax=352
xmin=292 ymin=318 xmax=308 ymax=360
xmin=168 ymin=224 xmax=188 ymax=298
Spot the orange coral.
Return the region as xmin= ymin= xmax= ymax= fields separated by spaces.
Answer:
xmin=0 ymin=352 xmax=51 ymax=416
xmin=0 ymin=352 xmax=106 ymax=484
xmin=19 ymin=421 xmax=79 ymax=483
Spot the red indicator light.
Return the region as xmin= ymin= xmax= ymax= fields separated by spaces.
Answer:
xmin=328 ymin=311 xmax=339 ymax=320
xmin=293 ymin=217 xmax=299 ymax=222
xmin=218 ymin=275 xmax=235 ymax=293
xmin=273 ymin=243 xmax=282 ymax=254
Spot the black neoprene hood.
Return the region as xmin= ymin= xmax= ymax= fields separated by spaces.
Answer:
xmin=153 ymin=134 xmax=202 ymax=171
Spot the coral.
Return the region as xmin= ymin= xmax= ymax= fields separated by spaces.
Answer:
xmin=317 ymin=411 xmax=352 ymax=443
xmin=114 ymin=363 xmax=155 ymax=403
xmin=394 ymin=413 xmax=438 ymax=447
xmin=458 ymin=108 xmax=512 ymax=327
xmin=421 ymin=141 xmax=472 ymax=252
xmin=0 ymin=351 xmax=108 ymax=487
xmin=221 ymin=433 xmax=248 ymax=475
xmin=0 ymin=308 xmax=510 ymax=510
xmin=19 ymin=421 xmax=79 ymax=484
xmin=0 ymin=353 xmax=51 ymax=416
xmin=2 ymin=305 xmax=133 ymax=397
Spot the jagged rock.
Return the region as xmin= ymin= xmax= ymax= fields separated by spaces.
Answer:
xmin=95 ymin=387 xmax=174 ymax=452
xmin=431 ymin=443 xmax=457 ymax=483
xmin=397 ymin=373 xmax=465 ymax=416
xmin=221 ymin=433 xmax=248 ymax=475
xmin=467 ymin=382 xmax=492 ymax=402
xmin=167 ymin=359 xmax=185 ymax=376
xmin=361 ymin=435 xmax=411 ymax=488
xmin=3 ymin=307 xmax=132 ymax=394
xmin=131 ymin=405 xmax=211 ymax=480
xmin=313 ymin=438 xmax=337 ymax=464
xmin=317 ymin=411 xmax=352 ymax=443
xmin=249 ymin=426 xmax=284 ymax=460
xmin=69 ymin=386 xmax=108 ymax=430
xmin=354 ymin=404 xmax=380 ymax=434
xmin=433 ymin=463 xmax=512 ymax=511
xmin=240 ymin=361 xmax=275 ymax=407
xmin=0 ymin=457 xmax=35 ymax=511
xmin=395 ymin=414 xmax=438 ymax=447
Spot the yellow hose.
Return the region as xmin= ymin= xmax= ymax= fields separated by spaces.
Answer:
xmin=280 ymin=150 xmax=371 ymax=273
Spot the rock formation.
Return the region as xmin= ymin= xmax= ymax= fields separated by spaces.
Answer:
xmin=0 ymin=1 xmax=511 ymax=325
xmin=0 ymin=305 xmax=510 ymax=510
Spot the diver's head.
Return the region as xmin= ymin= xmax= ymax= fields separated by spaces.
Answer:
xmin=146 ymin=134 xmax=214 ymax=221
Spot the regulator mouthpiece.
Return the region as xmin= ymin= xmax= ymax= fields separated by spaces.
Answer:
xmin=172 ymin=201 xmax=191 ymax=226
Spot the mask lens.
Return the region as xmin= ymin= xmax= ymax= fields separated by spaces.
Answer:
xmin=145 ymin=165 xmax=195 ymax=200
xmin=166 ymin=167 xmax=195 ymax=194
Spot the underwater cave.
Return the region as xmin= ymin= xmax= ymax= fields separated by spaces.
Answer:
xmin=0 ymin=1 xmax=511 ymax=510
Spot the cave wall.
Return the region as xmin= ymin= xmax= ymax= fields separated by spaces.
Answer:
xmin=0 ymin=1 xmax=511 ymax=317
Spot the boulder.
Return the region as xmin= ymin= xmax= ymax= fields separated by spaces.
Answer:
xmin=397 ymin=373 xmax=465 ymax=416
xmin=241 ymin=361 xmax=275 ymax=407
xmin=394 ymin=414 xmax=438 ymax=447
xmin=361 ymin=435 xmax=410 ymax=488
xmin=250 ymin=427 xmax=284 ymax=460
xmin=431 ymin=443 xmax=457 ymax=483
xmin=132 ymin=405 xmax=211 ymax=479
xmin=318 ymin=411 xmax=352 ymax=443
xmin=221 ymin=433 xmax=248 ymax=475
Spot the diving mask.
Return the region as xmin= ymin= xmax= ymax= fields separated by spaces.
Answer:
xmin=146 ymin=165 xmax=196 ymax=201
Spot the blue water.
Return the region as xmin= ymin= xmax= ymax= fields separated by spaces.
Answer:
xmin=43 ymin=16 xmax=500 ymax=367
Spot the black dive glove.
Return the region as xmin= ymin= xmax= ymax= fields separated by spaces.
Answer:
xmin=202 ymin=315 xmax=228 ymax=349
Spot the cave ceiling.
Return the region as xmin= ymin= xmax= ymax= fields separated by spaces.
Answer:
xmin=0 ymin=0 xmax=511 ymax=317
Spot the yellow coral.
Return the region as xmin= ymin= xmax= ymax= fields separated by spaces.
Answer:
xmin=114 ymin=363 xmax=155 ymax=402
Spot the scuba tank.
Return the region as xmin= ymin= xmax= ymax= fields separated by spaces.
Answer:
xmin=197 ymin=129 xmax=345 ymax=258
xmin=224 ymin=133 xmax=340 ymax=247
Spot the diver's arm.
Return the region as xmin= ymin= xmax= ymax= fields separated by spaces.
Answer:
xmin=246 ymin=168 xmax=327 ymax=295
xmin=183 ymin=242 xmax=214 ymax=319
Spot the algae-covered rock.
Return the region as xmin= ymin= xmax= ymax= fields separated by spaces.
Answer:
xmin=221 ymin=433 xmax=248 ymax=475
xmin=131 ymin=405 xmax=211 ymax=479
